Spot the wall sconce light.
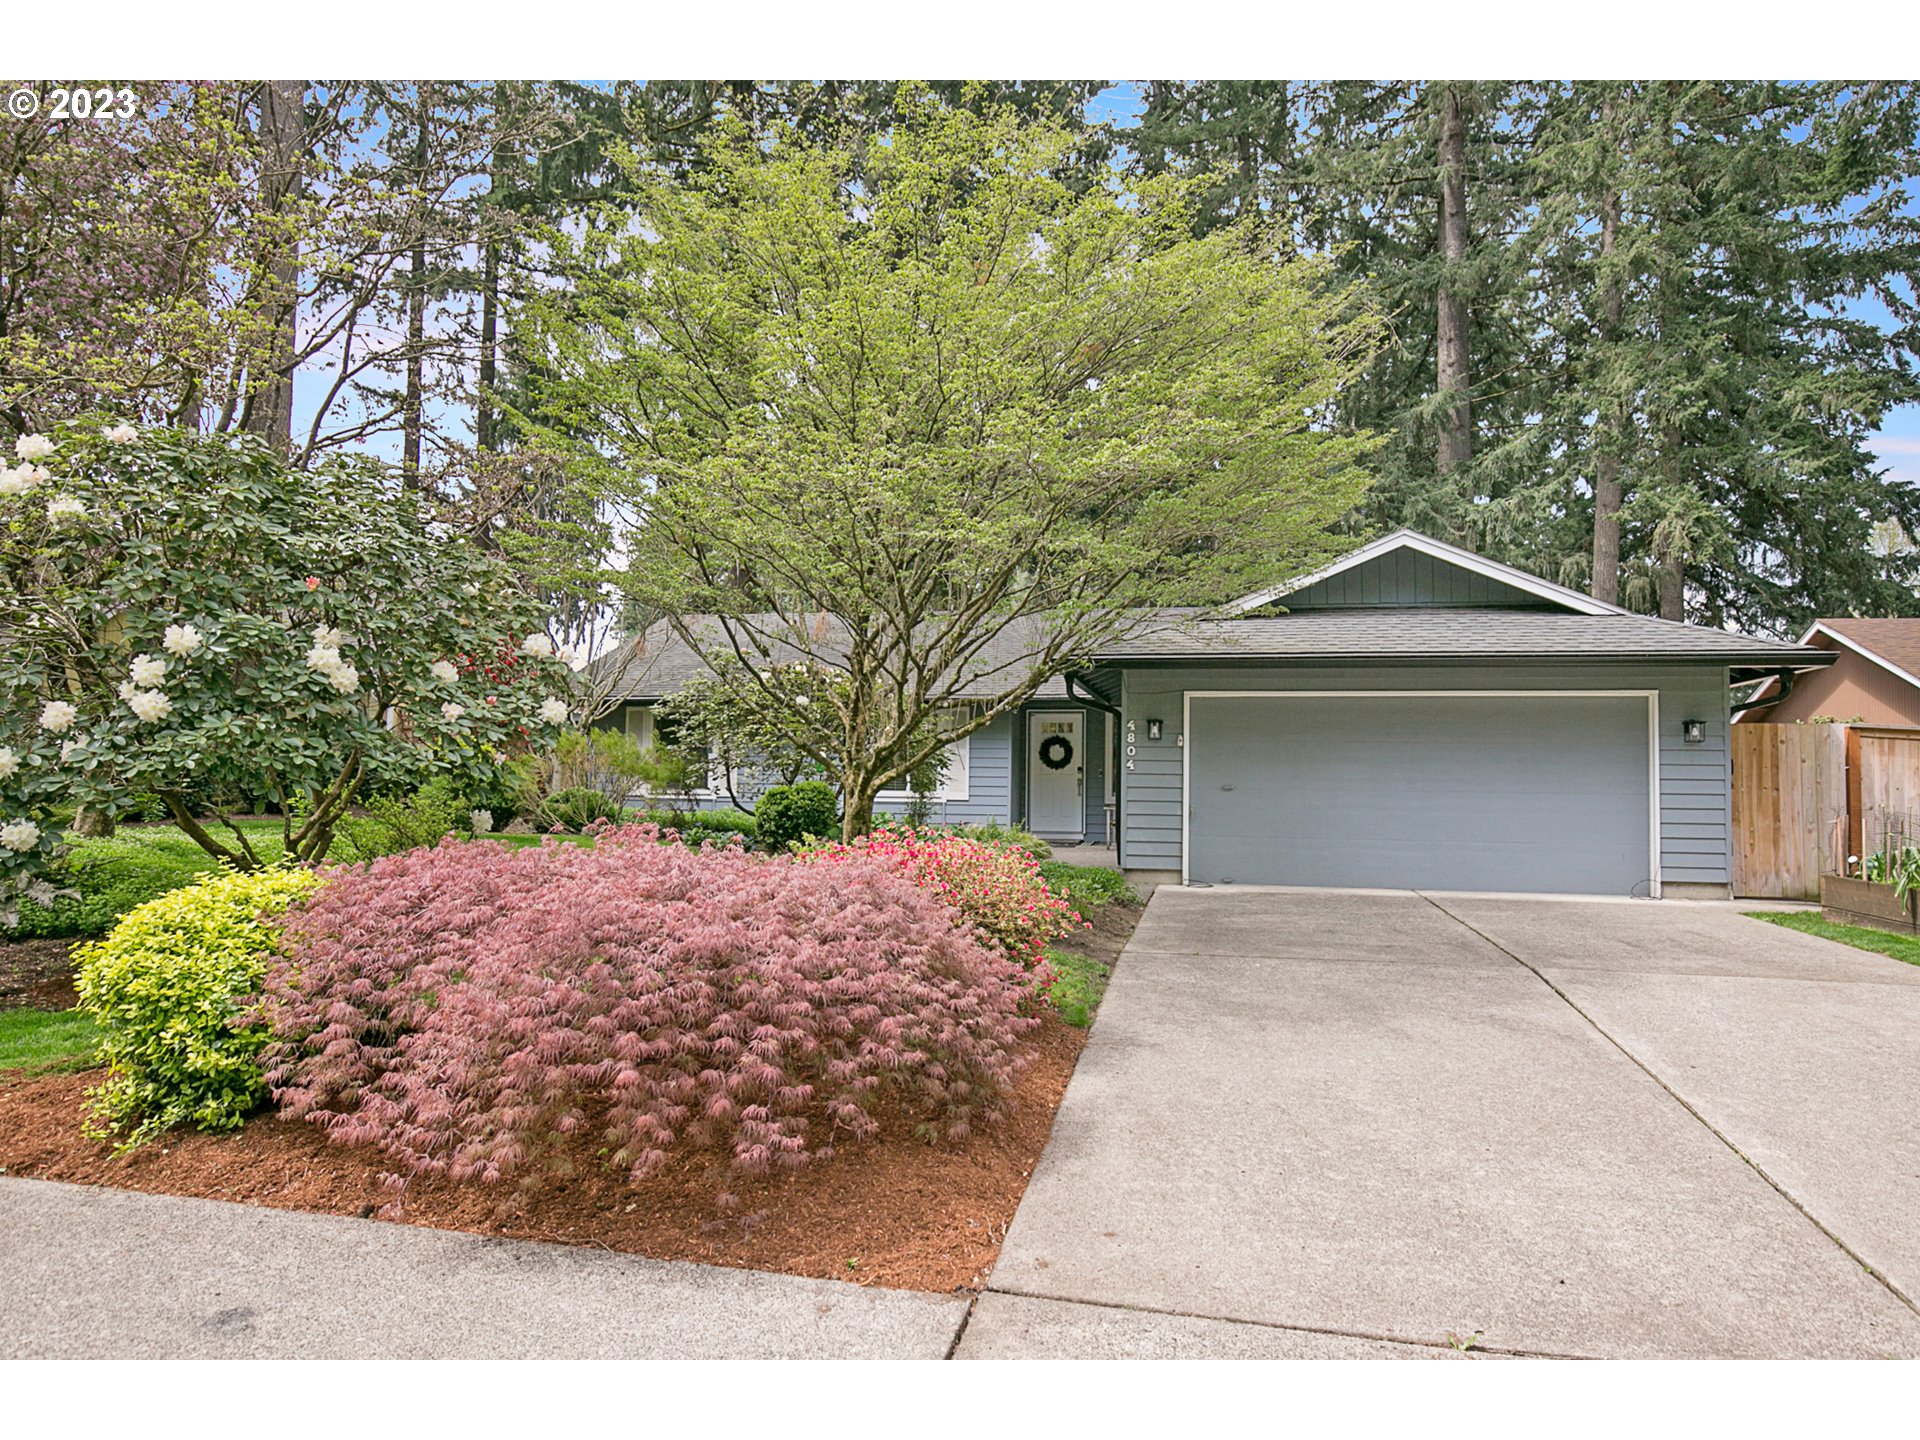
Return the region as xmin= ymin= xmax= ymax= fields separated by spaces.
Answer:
xmin=1682 ymin=718 xmax=1706 ymax=744
xmin=1147 ymin=718 xmax=1164 ymax=741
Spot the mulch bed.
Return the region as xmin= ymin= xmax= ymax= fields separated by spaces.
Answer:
xmin=0 ymin=939 xmax=80 ymax=1011
xmin=0 ymin=904 xmax=1140 ymax=1293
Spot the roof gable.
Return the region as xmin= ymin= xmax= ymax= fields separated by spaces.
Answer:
xmin=1804 ymin=618 xmax=1920 ymax=694
xmin=1225 ymin=529 xmax=1625 ymax=618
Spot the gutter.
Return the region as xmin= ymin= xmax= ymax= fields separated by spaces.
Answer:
xmin=1730 ymin=666 xmax=1796 ymax=719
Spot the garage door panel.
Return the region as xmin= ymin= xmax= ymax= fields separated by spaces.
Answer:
xmin=1188 ymin=695 xmax=1652 ymax=894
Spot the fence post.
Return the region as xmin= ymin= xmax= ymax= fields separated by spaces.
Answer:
xmin=1846 ymin=723 xmax=1863 ymax=871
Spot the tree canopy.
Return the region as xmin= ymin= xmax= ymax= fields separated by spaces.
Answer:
xmin=523 ymin=87 xmax=1381 ymax=834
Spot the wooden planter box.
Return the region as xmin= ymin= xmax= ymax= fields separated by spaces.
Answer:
xmin=1820 ymin=873 xmax=1920 ymax=935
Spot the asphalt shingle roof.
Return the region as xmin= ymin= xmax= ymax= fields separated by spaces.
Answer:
xmin=1814 ymin=618 xmax=1920 ymax=686
xmin=595 ymin=616 xmax=1073 ymax=701
xmin=1092 ymin=608 xmax=1832 ymax=668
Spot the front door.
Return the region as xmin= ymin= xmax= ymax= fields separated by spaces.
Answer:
xmin=1027 ymin=711 xmax=1084 ymax=839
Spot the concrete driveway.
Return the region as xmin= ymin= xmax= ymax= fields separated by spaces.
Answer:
xmin=962 ymin=888 xmax=1920 ymax=1359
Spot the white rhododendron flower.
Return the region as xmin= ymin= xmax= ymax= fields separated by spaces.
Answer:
xmin=0 ymin=467 xmax=29 ymax=496
xmin=429 ymin=659 xmax=459 ymax=684
xmin=306 ymin=643 xmax=342 ymax=672
xmin=538 ymin=697 xmax=570 ymax=725
xmin=313 ymin=623 xmax=345 ymax=650
xmin=47 ymin=494 xmax=86 ymax=523
xmin=324 ymin=663 xmax=359 ymax=695
xmin=117 ymin=679 xmax=139 ymax=702
xmin=162 ymin=623 xmax=205 ymax=657
xmin=14 ymin=433 xmax=54 ymax=460
xmin=127 ymin=689 xmax=173 ymax=722
xmin=441 ymin=702 xmax=466 ymax=722
xmin=469 ymin=808 xmax=494 ymax=834
xmin=0 ymin=747 xmax=17 ymax=780
xmin=1 ymin=819 xmax=42 ymax=852
xmin=520 ymin=632 xmax=554 ymax=658
xmin=104 ymin=423 xmax=139 ymax=444
xmin=128 ymin=653 xmax=167 ymax=687
xmin=38 ymin=700 xmax=77 ymax=733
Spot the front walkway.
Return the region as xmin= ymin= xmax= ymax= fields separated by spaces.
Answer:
xmin=965 ymin=887 xmax=1920 ymax=1359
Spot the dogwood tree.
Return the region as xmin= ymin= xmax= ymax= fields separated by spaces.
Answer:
xmin=523 ymin=87 xmax=1381 ymax=836
xmin=0 ymin=421 xmax=578 ymax=921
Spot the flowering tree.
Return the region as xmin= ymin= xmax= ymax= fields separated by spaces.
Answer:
xmin=0 ymin=421 xmax=578 ymax=920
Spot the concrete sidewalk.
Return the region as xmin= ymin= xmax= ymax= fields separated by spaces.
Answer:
xmin=0 ymin=1177 xmax=968 ymax=1359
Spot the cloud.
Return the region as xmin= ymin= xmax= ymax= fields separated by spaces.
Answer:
xmin=1872 ymin=435 xmax=1920 ymax=457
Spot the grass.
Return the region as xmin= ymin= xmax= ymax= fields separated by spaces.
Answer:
xmin=0 ymin=1008 xmax=100 ymax=1074
xmin=1045 ymin=946 xmax=1111 ymax=1029
xmin=1745 ymin=909 xmax=1920 ymax=967
xmin=1037 ymin=860 xmax=1137 ymax=911
xmin=5 ymin=820 xmax=295 ymax=942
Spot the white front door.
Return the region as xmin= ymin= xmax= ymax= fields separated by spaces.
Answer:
xmin=1028 ymin=711 xmax=1084 ymax=839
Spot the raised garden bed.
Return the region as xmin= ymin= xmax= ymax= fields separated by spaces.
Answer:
xmin=0 ymin=878 xmax=1142 ymax=1294
xmin=1819 ymin=872 xmax=1920 ymax=936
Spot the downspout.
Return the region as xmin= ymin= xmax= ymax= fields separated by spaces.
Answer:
xmin=1066 ymin=672 xmax=1123 ymax=850
xmin=1730 ymin=667 xmax=1796 ymax=720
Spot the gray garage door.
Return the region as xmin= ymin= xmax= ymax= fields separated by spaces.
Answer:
xmin=1186 ymin=694 xmax=1654 ymax=894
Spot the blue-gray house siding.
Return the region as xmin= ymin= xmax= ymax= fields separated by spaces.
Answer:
xmin=1117 ymin=661 xmax=1733 ymax=894
xmin=603 ymin=702 xmax=1112 ymax=842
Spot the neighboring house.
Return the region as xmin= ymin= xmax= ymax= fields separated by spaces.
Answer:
xmin=596 ymin=529 xmax=1834 ymax=897
xmin=1736 ymin=618 xmax=1920 ymax=728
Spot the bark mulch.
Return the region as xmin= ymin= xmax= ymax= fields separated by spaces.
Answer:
xmin=0 ymin=1016 xmax=1096 ymax=1295
xmin=0 ymin=939 xmax=79 ymax=1012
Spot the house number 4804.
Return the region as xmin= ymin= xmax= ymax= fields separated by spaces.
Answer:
xmin=1124 ymin=718 xmax=1138 ymax=772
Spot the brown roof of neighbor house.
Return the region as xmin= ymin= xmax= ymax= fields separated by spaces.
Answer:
xmin=1807 ymin=618 xmax=1920 ymax=689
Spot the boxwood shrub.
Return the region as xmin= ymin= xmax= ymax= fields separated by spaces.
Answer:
xmin=75 ymin=866 xmax=325 ymax=1148
xmin=754 ymin=781 xmax=838 ymax=851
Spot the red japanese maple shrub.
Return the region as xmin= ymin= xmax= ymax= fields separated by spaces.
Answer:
xmin=255 ymin=826 xmax=1038 ymax=1210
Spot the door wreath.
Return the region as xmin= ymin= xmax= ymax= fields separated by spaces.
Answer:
xmin=1039 ymin=735 xmax=1075 ymax=770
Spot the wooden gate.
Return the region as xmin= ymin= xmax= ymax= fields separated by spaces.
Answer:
xmin=1732 ymin=723 xmax=1846 ymax=899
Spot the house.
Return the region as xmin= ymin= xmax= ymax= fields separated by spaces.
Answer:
xmin=595 ymin=618 xmax=1117 ymax=845
xmin=597 ymin=529 xmax=1834 ymax=897
xmin=1736 ymin=618 xmax=1920 ymax=728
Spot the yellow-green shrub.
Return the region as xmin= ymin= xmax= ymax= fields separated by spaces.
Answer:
xmin=75 ymin=867 xmax=324 ymax=1148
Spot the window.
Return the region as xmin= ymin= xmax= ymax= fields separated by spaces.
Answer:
xmin=879 ymin=708 xmax=972 ymax=802
xmin=623 ymin=704 xmax=720 ymax=795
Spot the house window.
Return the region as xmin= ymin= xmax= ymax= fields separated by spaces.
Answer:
xmin=878 ymin=708 xmax=973 ymax=802
xmin=623 ymin=704 xmax=720 ymax=796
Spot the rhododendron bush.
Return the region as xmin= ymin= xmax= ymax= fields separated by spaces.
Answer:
xmin=256 ymin=826 xmax=1039 ymax=1209
xmin=0 ymin=421 xmax=577 ymax=921
xmin=803 ymin=830 xmax=1084 ymax=969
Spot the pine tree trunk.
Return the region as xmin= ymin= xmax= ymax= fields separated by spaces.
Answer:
xmin=249 ymin=81 xmax=305 ymax=452
xmin=1657 ymin=551 xmax=1685 ymax=621
xmin=402 ymin=86 xmax=430 ymax=484
xmin=477 ymin=237 xmax=498 ymax=451
xmin=1434 ymin=84 xmax=1472 ymax=477
xmin=1591 ymin=180 xmax=1625 ymax=607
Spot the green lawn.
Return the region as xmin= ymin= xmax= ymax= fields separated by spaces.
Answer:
xmin=1046 ymin=946 xmax=1111 ymax=1028
xmin=5 ymin=820 xmax=295 ymax=941
xmin=0 ymin=1008 xmax=100 ymax=1073
xmin=1037 ymin=860 xmax=1137 ymax=911
xmin=1745 ymin=910 xmax=1920 ymax=968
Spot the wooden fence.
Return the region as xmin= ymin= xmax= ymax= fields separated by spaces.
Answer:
xmin=1733 ymin=722 xmax=1920 ymax=898
xmin=1732 ymin=724 xmax=1846 ymax=900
